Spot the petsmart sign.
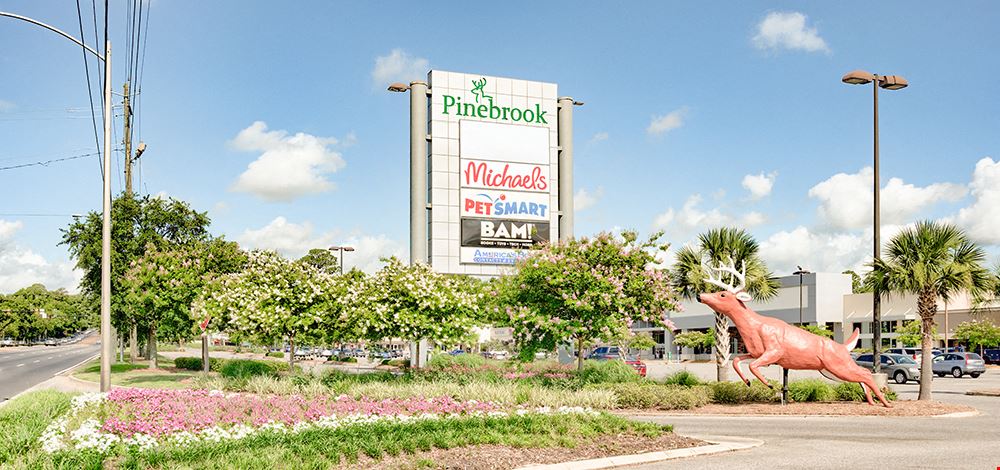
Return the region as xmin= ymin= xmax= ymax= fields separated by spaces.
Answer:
xmin=461 ymin=189 xmax=550 ymax=221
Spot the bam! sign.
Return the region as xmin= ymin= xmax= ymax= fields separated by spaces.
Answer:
xmin=461 ymin=218 xmax=549 ymax=249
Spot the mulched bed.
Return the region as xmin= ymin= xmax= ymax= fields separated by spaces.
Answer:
xmin=346 ymin=432 xmax=706 ymax=470
xmin=626 ymin=400 xmax=975 ymax=417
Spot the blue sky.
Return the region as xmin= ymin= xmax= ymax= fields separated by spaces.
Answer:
xmin=1 ymin=1 xmax=999 ymax=292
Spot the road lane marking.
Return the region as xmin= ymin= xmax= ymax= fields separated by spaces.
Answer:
xmin=32 ymin=360 xmax=40 ymax=363
xmin=16 ymin=363 xmax=24 ymax=367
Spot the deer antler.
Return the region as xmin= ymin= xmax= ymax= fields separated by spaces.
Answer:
xmin=702 ymin=258 xmax=747 ymax=293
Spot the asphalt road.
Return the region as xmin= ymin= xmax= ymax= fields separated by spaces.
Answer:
xmin=0 ymin=338 xmax=99 ymax=403
xmin=631 ymin=362 xmax=1000 ymax=469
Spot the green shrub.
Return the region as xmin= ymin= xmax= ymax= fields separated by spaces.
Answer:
xmin=604 ymin=383 xmax=712 ymax=410
xmin=579 ymin=360 xmax=642 ymax=384
xmin=328 ymin=356 xmax=357 ymax=363
xmin=709 ymin=380 xmax=777 ymax=404
xmin=663 ymin=370 xmax=701 ymax=387
xmin=834 ymin=382 xmax=896 ymax=402
xmin=173 ymin=356 xmax=223 ymax=371
xmin=787 ymin=379 xmax=838 ymax=402
xmin=219 ymin=359 xmax=283 ymax=379
xmin=427 ymin=352 xmax=487 ymax=369
xmin=266 ymin=351 xmax=284 ymax=358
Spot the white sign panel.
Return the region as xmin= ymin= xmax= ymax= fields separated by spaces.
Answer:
xmin=460 ymin=120 xmax=549 ymax=164
xmin=461 ymin=188 xmax=551 ymax=221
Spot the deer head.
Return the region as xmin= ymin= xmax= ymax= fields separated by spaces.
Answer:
xmin=698 ymin=259 xmax=753 ymax=315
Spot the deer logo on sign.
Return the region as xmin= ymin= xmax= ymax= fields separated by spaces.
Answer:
xmin=471 ymin=77 xmax=492 ymax=104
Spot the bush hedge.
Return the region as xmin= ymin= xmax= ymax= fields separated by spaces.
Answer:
xmin=578 ymin=360 xmax=643 ymax=385
xmin=328 ymin=356 xmax=357 ymax=363
xmin=788 ymin=379 xmax=838 ymax=402
xmin=604 ymin=383 xmax=712 ymax=410
xmin=709 ymin=380 xmax=778 ymax=404
xmin=427 ymin=353 xmax=487 ymax=369
xmin=265 ymin=351 xmax=284 ymax=358
xmin=174 ymin=357 xmax=290 ymax=377
xmin=662 ymin=370 xmax=701 ymax=387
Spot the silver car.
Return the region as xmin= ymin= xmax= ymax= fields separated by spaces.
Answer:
xmin=932 ymin=352 xmax=986 ymax=378
xmin=855 ymin=353 xmax=921 ymax=384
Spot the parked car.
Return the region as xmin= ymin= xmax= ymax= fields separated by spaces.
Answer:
xmin=933 ymin=352 xmax=986 ymax=378
xmin=587 ymin=346 xmax=623 ymax=361
xmin=44 ymin=338 xmax=59 ymax=346
xmin=855 ymin=353 xmax=921 ymax=384
xmin=625 ymin=356 xmax=647 ymax=377
xmin=319 ymin=349 xmax=334 ymax=358
xmin=887 ymin=348 xmax=923 ymax=363
xmin=0 ymin=338 xmax=15 ymax=347
xmin=484 ymin=350 xmax=510 ymax=360
xmin=983 ymin=349 xmax=1000 ymax=365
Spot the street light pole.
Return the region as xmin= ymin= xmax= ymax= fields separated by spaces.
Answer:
xmin=1 ymin=11 xmax=113 ymax=392
xmin=793 ymin=267 xmax=811 ymax=326
xmin=328 ymin=246 xmax=355 ymax=275
xmin=842 ymin=70 xmax=907 ymax=376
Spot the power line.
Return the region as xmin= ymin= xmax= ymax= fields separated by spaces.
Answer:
xmin=0 ymin=152 xmax=99 ymax=172
xmin=76 ymin=0 xmax=104 ymax=180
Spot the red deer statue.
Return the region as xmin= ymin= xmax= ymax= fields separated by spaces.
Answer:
xmin=698 ymin=260 xmax=891 ymax=407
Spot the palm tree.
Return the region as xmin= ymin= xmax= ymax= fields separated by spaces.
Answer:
xmin=866 ymin=221 xmax=992 ymax=401
xmin=671 ymin=227 xmax=779 ymax=381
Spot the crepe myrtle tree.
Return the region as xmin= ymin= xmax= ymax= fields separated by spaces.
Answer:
xmin=345 ymin=257 xmax=483 ymax=367
xmin=953 ymin=320 xmax=1000 ymax=355
xmin=197 ymin=250 xmax=344 ymax=369
xmin=499 ymin=231 xmax=679 ymax=371
xmin=123 ymin=239 xmax=246 ymax=368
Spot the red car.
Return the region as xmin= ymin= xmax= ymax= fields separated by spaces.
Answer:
xmin=625 ymin=357 xmax=647 ymax=377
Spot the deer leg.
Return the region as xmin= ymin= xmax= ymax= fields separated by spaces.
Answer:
xmin=732 ymin=354 xmax=754 ymax=386
xmin=824 ymin=362 xmax=892 ymax=408
xmin=747 ymin=349 xmax=783 ymax=388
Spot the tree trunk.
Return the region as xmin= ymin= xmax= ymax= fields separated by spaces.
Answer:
xmin=917 ymin=289 xmax=937 ymax=401
xmin=714 ymin=312 xmax=731 ymax=382
xmin=148 ymin=323 xmax=158 ymax=370
xmin=129 ymin=322 xmax=137 ymax=364
xmin=577 ymin=337 xmax=585 ymax=372
xmin=288 ymin=336 xmax=295 ymax=371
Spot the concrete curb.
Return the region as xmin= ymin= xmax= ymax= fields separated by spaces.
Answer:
xmin=966 ymin=389 xmax=1000 ymax=397
xmin=514 ymin=435 xmax=762 ymax=470
xmin=932 ymin=410 xmax=980 ymax=418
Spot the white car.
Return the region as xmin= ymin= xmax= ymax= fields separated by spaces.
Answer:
xmin=486 ymin=350 xmax=510 ymax=360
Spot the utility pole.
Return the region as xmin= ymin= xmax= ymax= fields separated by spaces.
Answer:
xmin=122 ymin=81 xmax=138 ymax=364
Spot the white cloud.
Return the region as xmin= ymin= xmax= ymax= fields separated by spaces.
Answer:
xmin=371 ymin=49 xmax=429 ymax=88
xmin=588 ymin=132 xmax=609 ymax=144
xmin=0 ymin=99 xmax=14 ymax=112
xmin=742 ymin=171 xmax=777 ymax=200
xmin=752 ymin=11 xmax=830 ymax=53
xmin=238 ymin=217 xmax=404 ymax=273
xmin=954 ymin=157 xmax=1000 ymax=244
xmin=230 ymin=121 xmax=346 ymax=202
xmin=653 ymin=195 xmax=765 ymax=236
xmin=0 ymin=220 xmax=81 ymax=294
xmin=808 ymin=167 xmax=966 ymax=231
xmin=760 ymin=226 xmax=867 ymax=275
xmin=574 ymin=187 xmax=603 ymax=212
xmin=647 ymin=107 xmax=687 ymax=136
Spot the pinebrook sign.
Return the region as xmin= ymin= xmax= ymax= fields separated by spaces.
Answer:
xmin=441 ymin=77 xmax=549 ymax=124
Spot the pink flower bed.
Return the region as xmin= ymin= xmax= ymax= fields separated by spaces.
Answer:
xmin=99 ymin=389 xmax=499 ymax=438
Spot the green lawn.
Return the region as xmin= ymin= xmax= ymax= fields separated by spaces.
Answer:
xmin=72 ymin=357 xmax=198 ymax=390
xmin=0 ymin=391 xmax=672 ymax=469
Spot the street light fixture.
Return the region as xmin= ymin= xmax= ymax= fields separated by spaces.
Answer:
xmin=387 ymin=82 xmax=410 ymax=92
xmin=2 ymin=10 xmax=114 ymax=392
xmin=793 ymin=266 xmax=812 ymax=326
xmin=328 ymin=246 xmax=355 ymax=275
xmin=841 ymin=69 xmax=908 ymax=375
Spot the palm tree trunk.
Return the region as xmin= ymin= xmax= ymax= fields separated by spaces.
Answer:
xmin=917 ymin=289 xmax=937 ymax=401
xmin=714 ymin=312 xmax=730 ymax=382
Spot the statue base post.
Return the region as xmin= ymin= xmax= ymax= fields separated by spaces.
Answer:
xmin=781 ymin=367 xmax=789 ymax=405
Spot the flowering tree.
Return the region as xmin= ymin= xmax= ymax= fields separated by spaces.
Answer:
xmin=122 ymin=239 xmax=245 ymax=368
xmin=953 ymin=320 xmax=1000 ymax=354
xmin=195 ymin=250 xmax=345 ymax=369
xmin=346 ymin=257 xmax=482 ymax=366
xmin=498 ymin=231 xmax=680 ymax=370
